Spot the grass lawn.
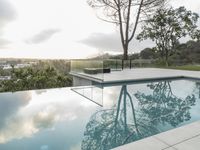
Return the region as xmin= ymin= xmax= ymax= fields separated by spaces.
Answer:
xmin=166 ymin=65 xmax=200 ymax=71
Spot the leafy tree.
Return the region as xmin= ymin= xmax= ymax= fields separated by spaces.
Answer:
xmin=170 ymin=40 xmax=200 ymax=64
xmin=140 ymin=48 xmax=158 ymax=59
xmin=88 ymin=0 xmax=167 ymax=60
xmin=191 ymin=29 xmax=200 ymax=42
xmin=137 ymin=7 xmax=200 ymax=66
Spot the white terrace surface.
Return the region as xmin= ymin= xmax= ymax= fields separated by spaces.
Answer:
xmin=75 ymin=68 xmax=200 ymax=83
xmin=103 ymin=68 xmax=200 ymax=82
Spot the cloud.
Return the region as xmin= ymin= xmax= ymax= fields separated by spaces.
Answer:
xmin=0 ymin=0 xmax=16 ymax=28
xmin=80 ymin=32 xmax=155 ymax=53
xmin=80 ymin=32 xmax=123 ymax=51
xmin=0 ymin=38 xmax=11 ymax=48
xmin=26 ymin=29 xmax=61 ymax=44
xmin=0 ymin=0 xmax=16 ymax=48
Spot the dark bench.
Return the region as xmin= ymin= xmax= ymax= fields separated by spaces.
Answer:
xmin=83 ymin=68 xmax=111 ymax=74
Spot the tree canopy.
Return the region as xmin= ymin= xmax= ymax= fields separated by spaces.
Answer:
xmin=0 ymin=66 xmax=72 ymax=92
xmin=137 ymin=6 xmax=200 ymax=66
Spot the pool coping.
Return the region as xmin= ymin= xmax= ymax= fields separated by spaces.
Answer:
xmin=70 ymin=71 xmax=104 ymax=83
xmin=101 ymin=76 xmax=200 ymax=86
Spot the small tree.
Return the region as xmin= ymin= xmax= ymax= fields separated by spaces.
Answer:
xmin=137 ymin=6 xmax=199 ymax=66
xmin=88 ymin=0 xmax=168 ymax=60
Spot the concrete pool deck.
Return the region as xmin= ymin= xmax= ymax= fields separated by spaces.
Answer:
xmin=71 ymin=68 xmax=200 ymax=86
xmin=103 ymin=68 xmax=200 ymax=82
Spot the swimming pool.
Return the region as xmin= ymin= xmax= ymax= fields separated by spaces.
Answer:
xmin=0 ymin=79 xmax=200 ymax=150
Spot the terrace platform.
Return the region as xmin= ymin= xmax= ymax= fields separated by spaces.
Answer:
xmin=71 ymin=68 xmax=200 ymax=86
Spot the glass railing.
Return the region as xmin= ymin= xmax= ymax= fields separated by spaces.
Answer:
xmin=103 ymin=59 xmax=122 ymax=71
xmin=71 ymin=85 xmax=103 ymax=106
xmin=70 ymin=59 xmax=156 ymax=84
xmin=70 ymin=59 xmax=104 ymax=82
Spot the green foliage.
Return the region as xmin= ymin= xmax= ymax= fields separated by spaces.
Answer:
xmin=140 ymin=48 xmax=158 ymax=59
xmin=137 ymin=6 xmax=200 ymax=66
xmin=0 ymin=68 xmax=10 ymax=76
xmin=167 ymin=65 xmax=200 ymax=71
xmin=0 ymin=66 xmax=72 ymax=92
xmin=191 ymin=29 xmax=200 ymax=41
xmin=33 ymin=60 xmax=71 ymax=75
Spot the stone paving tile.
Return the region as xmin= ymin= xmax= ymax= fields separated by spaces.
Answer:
xmin=162 ymin=147 xmax=177 ymax=150
xmin=154 ymin=121 xmax=200 ymax=146
xmin=173 ymin=135 xmax=200 ymax=150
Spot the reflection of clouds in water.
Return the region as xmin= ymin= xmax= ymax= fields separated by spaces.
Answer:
xmin=69 ymin=143 xmax=81 ymax=150
xmin=0 ymin=92 xmax=31 ymax=128
xmin=103 ymin=86 xmax=121 ymax=108
xmin=0 ymin=88 xmax=98 ymax=144
xmin=103 ymin=84 xmax=150 ymax=108
xmin=35 ymin=90 xmax=47 ymax=95
xmin=33 ymin=105 xmax=59 ymax=129
xmin=0 ymin=104 xmax=61 ymax=143
xmin=40 ymin=145 xmax=49 ymax=150
xmin=0 ymin=115 xmax=37 ymax=143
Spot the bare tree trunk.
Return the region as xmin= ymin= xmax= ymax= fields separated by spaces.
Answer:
xmin=165 ymin=49 xmax=169 ymax=67
xmin=123 ymin=45 xmax=128 ymax=60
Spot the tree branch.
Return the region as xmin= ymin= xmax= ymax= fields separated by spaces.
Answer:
xmin=128 ymin=0 xmax=144 ymax=42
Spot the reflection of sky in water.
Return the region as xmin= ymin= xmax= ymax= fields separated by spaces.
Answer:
xmin=0 ymin=88 xmax=100 ymax=150
xmin=0 ymin=79 xmax=200 ymax=149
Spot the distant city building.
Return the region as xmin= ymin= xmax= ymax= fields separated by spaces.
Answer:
xmin=2 ymin=64 xmax=12 ymax=70
xmin=0 ymin=76 xmax=11 ymax=81
xmin=1 ymin=63 xmax=34 ymax=70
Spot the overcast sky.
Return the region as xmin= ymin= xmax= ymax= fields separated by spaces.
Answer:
xmin=0 ymin=0 xmax=200 ymax=59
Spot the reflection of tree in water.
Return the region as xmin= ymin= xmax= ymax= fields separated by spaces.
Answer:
xmin=195 ymin=81 xmax=200 ymax=98
xmin=135 ymin=81 xmax=196 ymax=127
xmin=81 ymin=85 xmax=159 ymax=150
xmin=81 ymin=81 xmax=196 ymax=150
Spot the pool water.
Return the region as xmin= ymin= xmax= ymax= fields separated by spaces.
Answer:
xmin=0 ymin=79 xmax=200 ymax=150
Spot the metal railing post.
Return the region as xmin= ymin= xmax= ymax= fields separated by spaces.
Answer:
xmin=122 ymin=60 xmax=124 ymax=70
